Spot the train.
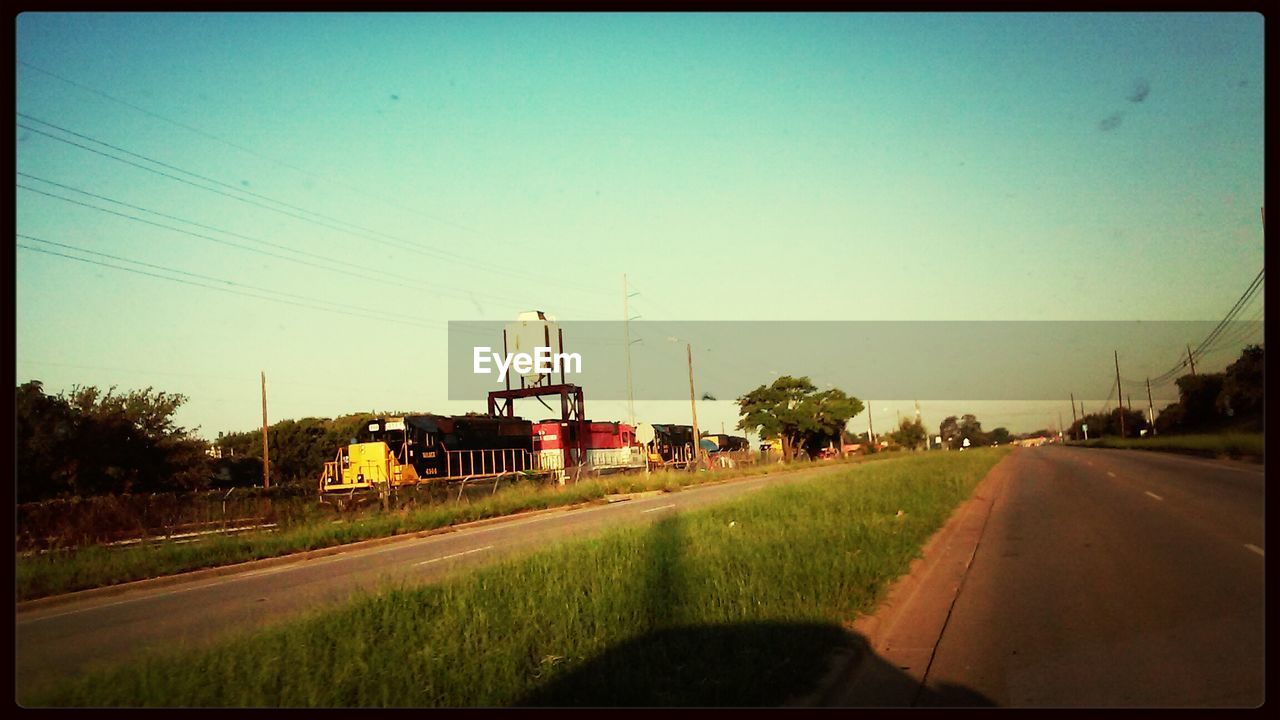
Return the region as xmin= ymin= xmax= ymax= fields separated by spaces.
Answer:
xmin=321 ymin=414 xmax=671 ymax=496
xmin=646 ymin=423 xmax=696 ymax=466
xmin=319 ymin=413 xmax=752 ymax=497
xmin=318 ymin=311 xmax=753 ymax=498
xmin=533 ymin=420 xmax=647 ymax=473
xmin=320 ymin=414 xmax=537 ymax=494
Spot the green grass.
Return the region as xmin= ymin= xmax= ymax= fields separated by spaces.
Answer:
xmin=30 ymin=448 xmax=1008 ymax=707
xmin=17 ymin=456 xmax=880 ymax=601
xmin=1071 ymin=433 xmax=1263 ymax=461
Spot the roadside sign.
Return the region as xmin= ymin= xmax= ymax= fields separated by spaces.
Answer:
xmin=935 ymin=435 xmax=943 ymax=445
xmin=962 ymin=437 xmax=971 ymax=448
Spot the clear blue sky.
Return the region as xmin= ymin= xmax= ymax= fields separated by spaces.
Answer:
xmin=15 ymin=12 xmax=1265 ymax=438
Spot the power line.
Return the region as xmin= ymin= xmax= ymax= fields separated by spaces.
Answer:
xmin=17 ymin=113 xmax=610 ymax=295
xmin=17 ymin=120 xmax=431 ymax=255
xmin=1139 ymin=269 xmax=1264 ymax=387
xmin=1122 ymin=303 xmax=1263 ymax=389
xmin=1198 ymin=307 xmax=1265 ymax=356
xmin=1191 ymin=269 xmax=1264 ymax=358
xmin=19 ymin=111 xmax=400 ymax=239
xmin=17 ymin=238 xmax=447 ymax=330
xmin=15 ymin=359 xmax=430 ymax=400
xmin=18 ymin=59 xmax=482 ymax=234
xmin=18 ymin=182 xmax=443 ymax=294
xmin=17 ymin=173 xmax=550 ymax=308
xmin=17 ymin=233 xmax=436 ymax=325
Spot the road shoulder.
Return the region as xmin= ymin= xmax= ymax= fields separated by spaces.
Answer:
xmin=18 ymin=461 xmax=860 ymax=615
xmin=798 ymin=448 xmax=1017 ymax=706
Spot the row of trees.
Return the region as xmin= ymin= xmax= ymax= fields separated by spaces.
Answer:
xmin=733 ymin=376 xmax=1018 ymax=457
xmin=31 ymin=346 xmax=1252 ymax=501
xmin=16 ymin=381 xmax=212 ymax=503
xmin=864 ymin=414 xmax=1010 ymax=452
xmin=16 ymin=380 xmax=390 ymax=503
xmin=936 ymin=414 xmax=1011 ymax=450
xmin=212 ymin=413 xmax=381 ymax=486
xmin=1065 ymin=345 xmax=1263 ymax=440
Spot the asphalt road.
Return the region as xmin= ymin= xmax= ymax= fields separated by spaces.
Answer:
xmin=916 ymin=446 xmax=1264 ymax=707
xmin=15 ymin=462 xmax=852 ymax=700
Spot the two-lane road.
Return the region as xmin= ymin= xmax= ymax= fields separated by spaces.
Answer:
xmin=918 ymin=446 xmax=1263 ymax=707
xmin=16 ymin=461 xmax=847 ymax=700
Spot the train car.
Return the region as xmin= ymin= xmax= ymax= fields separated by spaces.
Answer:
xmin=533 ymin=420 xmax=647 ymax=473
xmin=647 ymin=423 xmax=696 ymax=466
xmin=320 ymin=414 xmax=537 ymax=494
xmin=701 ymin=433 xmax=750 ymax=452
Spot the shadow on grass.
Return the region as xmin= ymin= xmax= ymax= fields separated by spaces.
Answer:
xmin=514 ymin=621 xmax=996 ymax=707
xmin=517 ymin=514 xmax=995 ymax=708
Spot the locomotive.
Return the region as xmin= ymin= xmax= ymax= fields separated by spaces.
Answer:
xmin=700 ymin=433 xmax=750 ymax=452
xmin=533 ymin=420 xmax=647 ymax=473
xmin=645 ymin=424 xmax=696 ymax=466
xmin=319 ymin=414 xmax=537 ymax=494
xmin=319 ymin=414 xmax=655 ymax=495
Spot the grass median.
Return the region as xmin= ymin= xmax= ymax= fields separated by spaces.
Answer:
xmin=1071 ymin=433 xmax=1262 ymax=461
xmin=17 ymin=456 xmax=880 ymax=601
xmin=31 ymin=447 xmax=1009 ymax=707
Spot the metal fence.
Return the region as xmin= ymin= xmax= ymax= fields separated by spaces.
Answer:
xmin=16 ymin=486 xmax=316 ymax=552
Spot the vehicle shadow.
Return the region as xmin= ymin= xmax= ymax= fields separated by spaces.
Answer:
xmin=514 ymin=513 xmax=995 ymax=707
xmin=515 ymin=619 xmax=995 ymax=707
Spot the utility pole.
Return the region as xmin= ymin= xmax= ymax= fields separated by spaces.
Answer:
xmin=1114 ymin=350 xmax=1125 ymax=438
xmin=867 ymin=400 xmax=876 ymax=448
xmin=916 ymin=400 xmax=924 ymax=451
xmin=260 ymin=371 xmax=270 ymax=489
xmin=623 ymin=274 xmax=637 ymax=426
xmin=1187 ymin=344 xmax=1197 ymax=376
xmin=1147 ymin=377 xmax=1158 ymax=436
xmin=687 ymin=343 xmax=701 ymax=468
xmin=1070 ymin=392 xmax=1077 ymax=438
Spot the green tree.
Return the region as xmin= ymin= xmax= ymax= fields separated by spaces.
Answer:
xmin=15 ymin=381 xmax=78 ymax=501
xmin=215 ymin=412 xmax=378 ymax=486
xmin=958 ymin=414 xmax=986 ymax=447
xmin=1172 ymin=374 xmax=1225 ymax=432
xmin=736 ymin=376 xmax=863 ymax=461
xmin=1153 ymin=402 xmax=1185 ymax=435
xmin=15 ymin=382 xmax=210 ymax=501
xmin=989 ymin=427 xmax=1012 ymax=445
xmin=1217 ymin=344 xmax=1263 ymax=427
xmin=939 ymin=415 xmax=961 ymax=449
xmin=889 ymin=416 xmax=927 ymax=450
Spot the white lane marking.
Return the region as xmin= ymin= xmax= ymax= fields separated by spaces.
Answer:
xmin=19 ymin=473 xmax=795 ymax=623
xmin=22 ymin=504 xmax=613 ymax=623
xmin=1144 ymin=491 xmax=1164 ymax=501
xmin=416 ymin=545 xmax=494 ymax=566
xmin=18 ymin=553 xmax=355 ymax=624
xmin=1107 ymin=471 xmax=1116 ymax=478
xmin=640 ymin=504 xmax=677 ymax=514
xmin=20 ymin=596 xmax=143 ymax=624
xmin=1245 ymin=544 xmax=1264 ymax=557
